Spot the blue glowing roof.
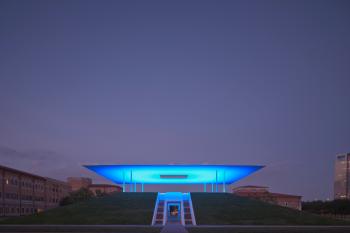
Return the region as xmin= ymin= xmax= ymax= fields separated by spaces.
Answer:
xmin=84 ymin=164 xmax=264 ymax=184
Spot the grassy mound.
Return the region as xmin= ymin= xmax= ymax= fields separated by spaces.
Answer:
xmin=2 ymin=192 xmax=348 ymax=225
xmin=191 ymin=193 xmax=349 ymax=225
xmin=0 ymin=192 xmax=157 ymax=225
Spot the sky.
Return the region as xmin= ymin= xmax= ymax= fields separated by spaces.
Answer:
xmin=0 ymin=0 xmax=349 ymax=200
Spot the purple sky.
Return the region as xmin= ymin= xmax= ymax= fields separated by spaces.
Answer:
xmin=0 ymin=0 xmax=349 ymax=200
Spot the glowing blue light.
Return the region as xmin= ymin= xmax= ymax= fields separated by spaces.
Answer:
xmin=84 ymin=164 xmax=263 ymax=184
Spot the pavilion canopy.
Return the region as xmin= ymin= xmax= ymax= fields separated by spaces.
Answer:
xmin=84 ymin=164 xmax=263 ymax=184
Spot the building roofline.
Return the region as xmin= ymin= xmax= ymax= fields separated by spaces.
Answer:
xmin=0 ymin=164 xmax=46 ymax=180
xmin=45 ymin=177 xmax=69 ymax=185
xmin=0 ymin=164 xmax=66 ymax=184
xmin=233 ymin=185 xmax=269 ymax=189
xmin=89 ymin=184 xmax=122 ymax=188
xmin=269 ymin=192 xmax=302 ymax=198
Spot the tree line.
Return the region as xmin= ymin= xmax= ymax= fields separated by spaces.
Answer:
xmin=59 ymin=188 xmax=109 ymax=206
xmin=302 ymin=199 xmax=350 ymax=216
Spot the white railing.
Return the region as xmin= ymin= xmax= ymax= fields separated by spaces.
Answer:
xmin=151 ymin=193 xmax=160 ymax=225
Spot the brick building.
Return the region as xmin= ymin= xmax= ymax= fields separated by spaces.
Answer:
xmin=0 ymin=165 xmax=70 ymax=217
xmin=67 ymin=177 xmax=122 ymax=195
xmin=88 ymin=184 xmax=122 ymax=195
xmin=67 ymin=177 xmax=92 ymax=191
xmin=233 ymin=186 xmax=302 ymax=210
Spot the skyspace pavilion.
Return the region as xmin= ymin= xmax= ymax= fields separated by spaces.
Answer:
xmin=85 ymin=164 xmax=263 ymax=193
xmin=85 ymin=164 xmax=263 ymax=226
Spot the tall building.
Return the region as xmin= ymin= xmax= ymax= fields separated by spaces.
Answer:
xmin=334 ymin=153 xmax=350 ymax=199
xmin=0 ymin=164 xmax=70 ymax=217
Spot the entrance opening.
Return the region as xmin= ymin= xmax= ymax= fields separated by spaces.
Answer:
xmin=167 ymin=202 xmax=181 ymax=223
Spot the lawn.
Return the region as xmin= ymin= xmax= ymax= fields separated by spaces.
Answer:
xmin=0 ymin=192 xmax=157 ymax=225
xmin=191 ymin=193 xmax=350 ymax=225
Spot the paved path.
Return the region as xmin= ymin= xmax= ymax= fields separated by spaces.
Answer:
xmin=160 ymin=224 xmax=188 ymax=233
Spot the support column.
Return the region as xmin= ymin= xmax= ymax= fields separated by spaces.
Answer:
xmin=215 ymin=170 xmax=218 ymax=192
xmin=204 ymin=183 xmax=206 ymax=192
xmin=134 ymin=182 xmax=137 ymax=192
xmin=122 ymin=171 xmax=125 ymax=192
xmin=141 ymin=183 xmax=144 ymax=192
xmin=223 ymin=170 xmax=226 ymax=193
xmin=211 ymin=183 xmax=214 ymax=192
xmin=130 ymin=170 xmax=133 ymax=192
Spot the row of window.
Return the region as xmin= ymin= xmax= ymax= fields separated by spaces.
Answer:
xmin=49 ymin=198 xmax=60 ymax=203
xmin=0 ymin=192 xmax=53 ymax=202
xmin=0 ymin=174 xmax=69 ymax=195
xmin=2 ymin=177 xmax=45 ymax=189
xmin=1 ymin=179 xmax=65 ymax=193
xmin=0 ymin=207 xmax=37 ymax=215
xmin=0 ymin=176 xmax=51 ymax=191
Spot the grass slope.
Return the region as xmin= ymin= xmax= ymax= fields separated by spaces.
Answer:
xmin=191 ymin=193 xmax=349 ymax=225
xmin=0 ymin=192 xmax=157 ymax=225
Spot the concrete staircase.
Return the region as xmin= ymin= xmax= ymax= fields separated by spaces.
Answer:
xmin=153 ymin=200 xmax=165 ymax=225
xmin=183 ymin=200 xmax=193 ymax=225
xmin=152 ymin=192 xmax=196 ymax=226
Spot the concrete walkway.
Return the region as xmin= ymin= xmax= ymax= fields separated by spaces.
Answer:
xmin=160 ymin=224 xmax=188 ymax=233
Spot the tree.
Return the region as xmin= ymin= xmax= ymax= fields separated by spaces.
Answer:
xmin=59 ymin=188 xmax=94 ymax=206
xmin=302 ymin=199 xmax=350 ymax=216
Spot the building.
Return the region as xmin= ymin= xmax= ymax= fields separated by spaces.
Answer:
xmin=334 ymin=153 xmax=350 ymax=199
xmin=67 ymin=177 xmax=122 ymax=195
xmin=84 ymin=164 xmax=264 ymax=226
xmin=232 ymin=186 xmax=302 ymax=210
xmin=67 ymin=177 xmax=92 ymax=191
xmin=0 ymin=164 xmax=70 ymax=217
xmin=89 ymin=184 xmax=122 ymax=196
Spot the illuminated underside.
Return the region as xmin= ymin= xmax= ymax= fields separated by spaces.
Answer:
xmin=84 ymin=164 xmax=264 ymax=184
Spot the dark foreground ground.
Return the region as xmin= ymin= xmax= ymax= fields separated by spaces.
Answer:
xmin=187 ymin=225 xmax=350 ymax=233
xmin=1 ymin=225 xmax=350 ymax=233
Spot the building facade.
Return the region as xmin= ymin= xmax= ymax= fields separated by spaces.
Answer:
xmin=89 ymin=184 xmax=122 ymax=195
xmin=0 ymin=165 xmax=70 ymax=217
xmin=232 ymin=186 xmax=302 ymax=210
xmin=67 ymin=177 xmax=122 ymax=195
xmin=334 ymin=153 xmax=350 ymax=199
xmin=67 ymin=177 xmax=92 ymax=191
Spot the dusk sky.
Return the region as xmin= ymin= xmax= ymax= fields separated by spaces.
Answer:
xmin=0 ymin=0 xmax=349 ymax=200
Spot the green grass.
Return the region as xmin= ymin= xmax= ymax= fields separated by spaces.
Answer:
xmin=0 ymin=192 xmax=157 ymax=225
xmin=191 ymin=193 xmax=350 ymax=225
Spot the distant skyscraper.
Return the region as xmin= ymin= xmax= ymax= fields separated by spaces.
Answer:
xmin=334 ymin=153 xmax=350 ymax=199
